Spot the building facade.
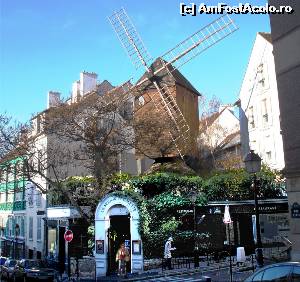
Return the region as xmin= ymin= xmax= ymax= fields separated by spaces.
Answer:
xmin=25 ymin=180 xmax=47 ymax=259
xmin=0 ymin=157 xmax=26 ymax=259
xmin=198 ymin=105 xmax=242 ymax=170
xmin=239 ymin=32 xmax=285 ymax=171
xmin=269 ymin=0 xmax=300 ymax=260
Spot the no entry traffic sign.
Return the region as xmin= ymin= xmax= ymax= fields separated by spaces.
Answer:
xmin=64 ymin=229 xmax=73 ymax=242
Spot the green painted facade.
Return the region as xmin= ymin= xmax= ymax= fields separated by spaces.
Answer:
xmin=0 ymin=157 xmax=26 ymax=211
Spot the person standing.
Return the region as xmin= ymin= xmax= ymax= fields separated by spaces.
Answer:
xmin=116 ymin=243 xmax=129 ymax=276
xmin=164 ymin=237 xmax=176 ymax=270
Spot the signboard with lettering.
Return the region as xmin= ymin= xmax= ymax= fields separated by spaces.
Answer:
xmin=96 ymin=240 xmax=104 ymax=254
xmin=291 ymin=202 xmax=300 ymax=218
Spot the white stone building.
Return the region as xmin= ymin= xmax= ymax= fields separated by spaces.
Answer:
xmin=239 ymin=32 xmax=285 ymax=171
xmin=269 ymin=0 xmax=300 ymax=261
xmin=198 ymin=105 xmax=241 ymax=170
xmin=25 ymin=71 xmax=139 ymax=261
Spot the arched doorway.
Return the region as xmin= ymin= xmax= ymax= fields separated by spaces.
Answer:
xmin=95 ymin=194 xmax=143 ymax=278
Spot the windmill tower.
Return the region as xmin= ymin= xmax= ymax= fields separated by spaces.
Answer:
xmin=108 ymin=8 xmax=238 ymax=160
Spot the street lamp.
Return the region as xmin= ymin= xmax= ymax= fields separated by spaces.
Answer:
xmin=189 ymin=191 xmax=199 ymax=268
xmin=223 ymin=204 xmax=233 ymax=282
xmin=243 ymin=150 xmax=264 ymax=267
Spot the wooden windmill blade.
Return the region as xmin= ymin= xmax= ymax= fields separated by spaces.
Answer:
xmin=108 ymin=7 xmax=152 ymax=70
xmin=109 ymin=8 xmax=192 ymax=158
xmin=158 ymin=14 xmax=238 ymax=73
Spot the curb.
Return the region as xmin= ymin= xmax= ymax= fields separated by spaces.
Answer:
xmin=123 ymin=265 xmax=231 ymax=281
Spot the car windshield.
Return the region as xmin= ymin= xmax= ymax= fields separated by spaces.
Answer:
xmin=25 ymin=260 xmax=45 ymax=268
xmin=9 ymin=260 xmax=17 ymax=267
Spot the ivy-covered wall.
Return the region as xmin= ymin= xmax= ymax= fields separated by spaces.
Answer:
xmin=111 ymin=167 xmax=285 ymax=258
xmin=66 ymin=167 xmax=285 ymax=258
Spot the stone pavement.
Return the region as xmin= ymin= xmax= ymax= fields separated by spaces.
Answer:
xmin=95 ymin=259 xmax=256 ymax=281
xmin=55 ymin=255 xmax=281 ymax=281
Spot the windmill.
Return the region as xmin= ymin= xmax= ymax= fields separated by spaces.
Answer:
xmin=108 ymin=8 xmax=238 ymax=159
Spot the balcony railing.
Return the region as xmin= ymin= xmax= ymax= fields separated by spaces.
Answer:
xmin=0 ymin=201 xmax=26 ymax=211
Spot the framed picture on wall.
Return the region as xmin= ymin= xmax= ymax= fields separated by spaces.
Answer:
xmin=132 ymin=240 xmax=141 ymax=255
xmin=96 ymin=240 xmax=104 ymax=254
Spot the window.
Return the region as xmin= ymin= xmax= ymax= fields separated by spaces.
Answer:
xmin=257 ymin=62 xmax=269 ymax=89
xmin=138 ymin=96 xmax=145 ymax=106
xmin=27 ymin=185 xmax=34 ymax=207
xmin=0 ymin=192 xmax=5 ymax=203
xmin=29 ymin=217 xmax=33 ymax=240
xmin=36 ymin=115 xmax=41 ymax=133
xmin=37 ymin=150 xmax=43 ymax=171
xmin=250 ymin=140 xmax=257 ymax=152
xmin=36 ymin=191 xmax=41 ymax=207
xmin=37 ymin=217 xmax=42 ymax=241
xmin=266 ymin=151 xmax=272 ymax=161
xmin=20 ymin=217 xmax=25 ymax=237
xmin=262 ymin=99 xmax=268 ymax=125
xmin=8 ymin=217 xmax=13 ymax=237
xmin=248 ymin=106 xmax=255 ymax=128
xmin=15 ymin=182 xmax=23 ymax=201
xmin=7 ymin=192 xmax=13 ymax=202
xmin=15 ymin=161 xmax=23 ymax=179
xmin=262 ymin=266 xmax=292 ymax=282
xmin=7 ymin=165 xmax=14 ymax=182
xmin=292 ymin=266 xmax=300 ymax=282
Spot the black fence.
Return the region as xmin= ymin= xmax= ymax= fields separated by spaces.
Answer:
xmin=162 ymin=257 xmax=193 ymax=272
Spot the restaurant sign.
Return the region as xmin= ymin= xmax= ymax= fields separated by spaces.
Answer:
xmin=291 ymin=202 xmax=300 ymax=218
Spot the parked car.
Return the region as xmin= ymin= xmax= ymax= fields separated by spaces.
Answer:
xmin=13 ymin=259 xmax=56 ymax=282
xmin=1 ymin=259 xmax=17 ymax=281
xmin=244 ymin=262 xmax=300 ymax=281
xmin=0 ymin=256 xmax=8 ymax=267
xmin=0 ymin=256 xmax=8 ymax=273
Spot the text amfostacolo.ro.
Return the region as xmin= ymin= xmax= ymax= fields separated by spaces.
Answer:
xmin=180 ymin=3 xmax=294 ymax=16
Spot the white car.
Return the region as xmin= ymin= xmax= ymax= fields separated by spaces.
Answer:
xmin=244 ymin=262 xmax=300 ymax=282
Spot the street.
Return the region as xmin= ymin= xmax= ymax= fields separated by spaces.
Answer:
xmin=131 ymin=268 xmax=254 ymax=282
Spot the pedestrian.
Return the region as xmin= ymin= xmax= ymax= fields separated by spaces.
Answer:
xmin=164 ymin=237 xmax=176 ymax=270
xmin=116 ymin=243 xmax=129 ymax=276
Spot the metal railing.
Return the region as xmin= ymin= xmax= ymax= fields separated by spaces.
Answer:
xmin=162 ymin=257 xmax=193 ymax=272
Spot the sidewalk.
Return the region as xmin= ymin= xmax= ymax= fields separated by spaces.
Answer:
xmin=96 ymin=259 xmax=256 ymax=281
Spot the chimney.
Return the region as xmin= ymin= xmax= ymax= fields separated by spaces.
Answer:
xmin=72 ymin=80 xmax=80 ymax=103
xmin=47 ymin=91 xmax=61 ymax=108
xmin=80 ymin=71 xmax=98 ymax=96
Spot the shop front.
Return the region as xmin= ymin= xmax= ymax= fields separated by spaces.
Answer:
xmin=45 ymin=206 xmax=89 ymax=275
xmin=95 ymin=194 xmax=143 ymax=277
xmin=196 ymin=199 xmax=289 ymax=255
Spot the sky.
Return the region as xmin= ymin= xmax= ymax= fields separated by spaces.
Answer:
xmin=0 ymin=0 xmax=271 ymax=122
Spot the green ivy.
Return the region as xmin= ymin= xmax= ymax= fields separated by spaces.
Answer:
xmin=64 ymin=167 xmax=285 ymax=258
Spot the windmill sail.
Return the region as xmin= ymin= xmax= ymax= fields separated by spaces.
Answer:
xmin=108 ymin=8 xmax=238 ymax=159
xmin=108 ymin=8 xmax=152 ymax=69
xmin=160 ymin=14 xmax=238 ymax=72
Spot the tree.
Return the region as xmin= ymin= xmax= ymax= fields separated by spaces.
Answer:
xmin=198 ymin=95 xmax=240 ymax=172
xmin=0 ymin=87 xmax=135 ymax=222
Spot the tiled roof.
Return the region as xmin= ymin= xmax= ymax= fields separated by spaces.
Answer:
xmin=96 ymin=80 xmax=114 ymax=96
xmin=137 ymin=58 xmax=201 ymax=96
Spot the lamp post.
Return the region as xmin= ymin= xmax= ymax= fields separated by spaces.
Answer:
xmin=223 ymin=204 xmax=233 ymax=282
xmin=244 ymin=150 xmax=264 ymax=268
xmin=14 ymin=224 xmax=20 ymax=260
xmin=189 ymin=191 xmax=199 ymax=268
